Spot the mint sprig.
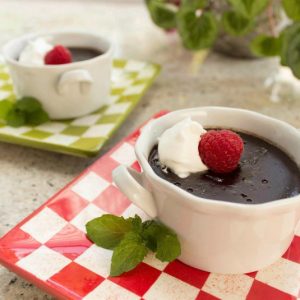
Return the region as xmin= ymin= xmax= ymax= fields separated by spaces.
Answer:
xmin=86 ymin=214 xmax=181 ymax=277
xmin=0 ymin=97 xmax=49 ymax=127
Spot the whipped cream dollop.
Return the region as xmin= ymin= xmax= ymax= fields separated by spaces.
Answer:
xmin=158 ymin=118 xmax=208 ymax=178
xmin=19 ymin=38 xmax=53 ymax=66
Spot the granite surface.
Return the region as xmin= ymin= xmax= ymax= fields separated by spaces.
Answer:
xmin=1 ymin=1 xmax=300 ymax=299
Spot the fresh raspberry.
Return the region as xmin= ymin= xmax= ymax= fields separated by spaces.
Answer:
xmin=44 ymin=45 xmax=72 ymax=65
xmin=198 ymin=130 xmax=244 ymax=174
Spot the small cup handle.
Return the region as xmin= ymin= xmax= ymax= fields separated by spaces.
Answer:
xmin=113 ymin=165 xmax=157 ymax=218
xmin=57 ymin=69 xmax=93 ymax=96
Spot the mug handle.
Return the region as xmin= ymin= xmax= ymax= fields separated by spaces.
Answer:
xmin=112 ymin=165 xmax=157 ymax=218
xmin=57 ymin=69 xmax=93 ymax=96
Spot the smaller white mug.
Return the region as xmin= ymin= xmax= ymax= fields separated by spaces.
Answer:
xmin=113 ymin=107 xmax=300 ymax=274
xmin=2 ymin=31 xmax=113 ymax=119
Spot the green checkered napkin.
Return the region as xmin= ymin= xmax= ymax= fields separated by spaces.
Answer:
xmin=0 ymin=58 xmax=160 ymax=157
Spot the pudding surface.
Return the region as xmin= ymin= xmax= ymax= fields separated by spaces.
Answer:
xmin=149 ymin=132 xmax=300 ymax=204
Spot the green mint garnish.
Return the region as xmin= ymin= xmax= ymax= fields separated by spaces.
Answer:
xmin=15 ymin=97 xmax=42 ymax=112
xmin=26 ymin=109 xmax=50 ymax=126
xmin=110 ymin=231 xmax=148 ymax=276
xmin=0 ymin=97 xmax=49 ymax=127
xmin=6 ymin=109 xmax=26 ymax=127
xmin=86 ymin=215 xmax=132 ymax=250
xmin=86 ymin=214 xmax=181 ymax=277
xmin=142 ymin=220 xmax=181 ymax=261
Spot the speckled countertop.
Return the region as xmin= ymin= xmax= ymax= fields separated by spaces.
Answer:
xmin=0 ymin=1 xmax=300 ymax=299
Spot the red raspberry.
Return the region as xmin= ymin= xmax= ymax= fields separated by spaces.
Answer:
xmin=44 ymin=45 xmax=72 ymax=65
xmin=198 ymin=130 xmax=244 ymax=174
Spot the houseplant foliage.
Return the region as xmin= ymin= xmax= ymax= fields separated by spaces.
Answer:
xmin=145 ymin=0 xmax=300 ymax=79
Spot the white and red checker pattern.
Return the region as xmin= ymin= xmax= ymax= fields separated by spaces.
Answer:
xmin=0 ymin=111 xmax=300 ymax=300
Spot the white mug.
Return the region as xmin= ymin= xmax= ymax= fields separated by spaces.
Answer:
xmin=2 ymin=31 xmax=113 ymax=119
xmin=113 ymin=107 xmax=300 ymax=274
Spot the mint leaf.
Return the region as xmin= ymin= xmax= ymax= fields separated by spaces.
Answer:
xmin=146 ymin=0 xmax=177 ymax=30
xmin=142 ymin=221 xmax=181 ymax=261
xmin=141 ymin=220 xmax=160 ymax=251
xmin=251 ymin=35 xmax=282 ymax=57
xmin=222 ymin=11 xmax=253 ymax=36
xmin=156 ymin=234 xmax=181 ymax=262
xmin=227 ymin=0 xmax=269 ymax=18
xmin=110 ymin=232 xmax=148 ymax=276
xmin=130 ymin=215 xmax=143 ymax=233
xmin=15 ymin=97 xmax=42 ymax=113
xmin=86 ymin=215 xmax=132 ymax=250
xmin=26 ymin=109 xmax=49 ymax=126
xmin=282 ymin=0 xmax=300 ymax=21
xmin=6 ymin=109 xmax=26 ymax=127
xmin=177 ymin=10 xmax=218 ymax=50
xmin=0 ymin=100 xmax=13 ymax=120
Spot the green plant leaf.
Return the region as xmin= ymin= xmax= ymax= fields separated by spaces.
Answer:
xmin=142 ymin=220 xmax=180 ymax=261
xmin=85 ymin=214 xmax=181 ymax=276
xmin=180 ymin=0 xmax=207 ymax=10
xmin=15 ymin=97 xmax=42 ymax=113
xmin=227 ymin=0 xmax=269 ymax=17
xmin=141 ymin=220 xmax=160 ymax=251
xmin=146 ymin=0 xmax=177 ymax=29
xmin=177 ymin=10 xmax=218 ymax=50
xmin=6 ymin=109 xmax=26 ymax=127
xmin=110 ymin=232 xmax=148 ymax=276
xmin=282 ymin=0 xmax=300 ymax=21
xmin=0 ymin=100 xmax=13 ymax=120
xmin=250 ymin=34 xmax=282 ymax=57
xmin=222 ymin=11 xmax=253 ymax=36
xmin=280 ymin=23 xmax=300 ymax=66
xmin=129 ymin=215 xmax=143 ymax=233
xmin=156 ymin=234 xmax=181 ymax=262
xmin=26 ymin=109 xmax=49 ymax=126
xmin=286 ymin=34 xmax=300 ymax=79
xmin=86 ymin=215 xmax=132 ymax=250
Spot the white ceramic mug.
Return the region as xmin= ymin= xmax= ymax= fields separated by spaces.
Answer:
xmin=2 ymin=31 xmax=113 ymax=119
xmin=113 ymin=107 xmax=300 ymax=274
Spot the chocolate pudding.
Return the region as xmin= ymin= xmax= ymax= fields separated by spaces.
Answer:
xmin=68 ymin=47 xmax=103 ymax=62
xmin=149 ymin=132 xmax=300 ymax=204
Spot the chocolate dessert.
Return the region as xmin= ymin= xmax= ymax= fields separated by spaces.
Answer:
xmin=68 ymin=47 xmax=103 ymax=62
xmin=149 ymin=132 xmax=300 ymax=204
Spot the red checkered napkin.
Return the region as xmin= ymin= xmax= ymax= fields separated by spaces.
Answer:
xmin=0 ymin=111 xmax=300 ymax=300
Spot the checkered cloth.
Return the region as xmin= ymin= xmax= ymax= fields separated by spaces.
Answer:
xmin=0 ymin=58 xmax=160 ymax=156
xmin=0 ymin=112 xmax=300 ymax=300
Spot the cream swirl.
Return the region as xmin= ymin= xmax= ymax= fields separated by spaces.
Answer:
xmin=19 ymin=38 xmax=53 ymax=66
xmin=158 ymin=118 xmax=208 ymax=178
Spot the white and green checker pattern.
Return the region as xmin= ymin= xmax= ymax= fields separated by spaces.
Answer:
xmin=0 ymin=59 xmax=160 ymax=157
